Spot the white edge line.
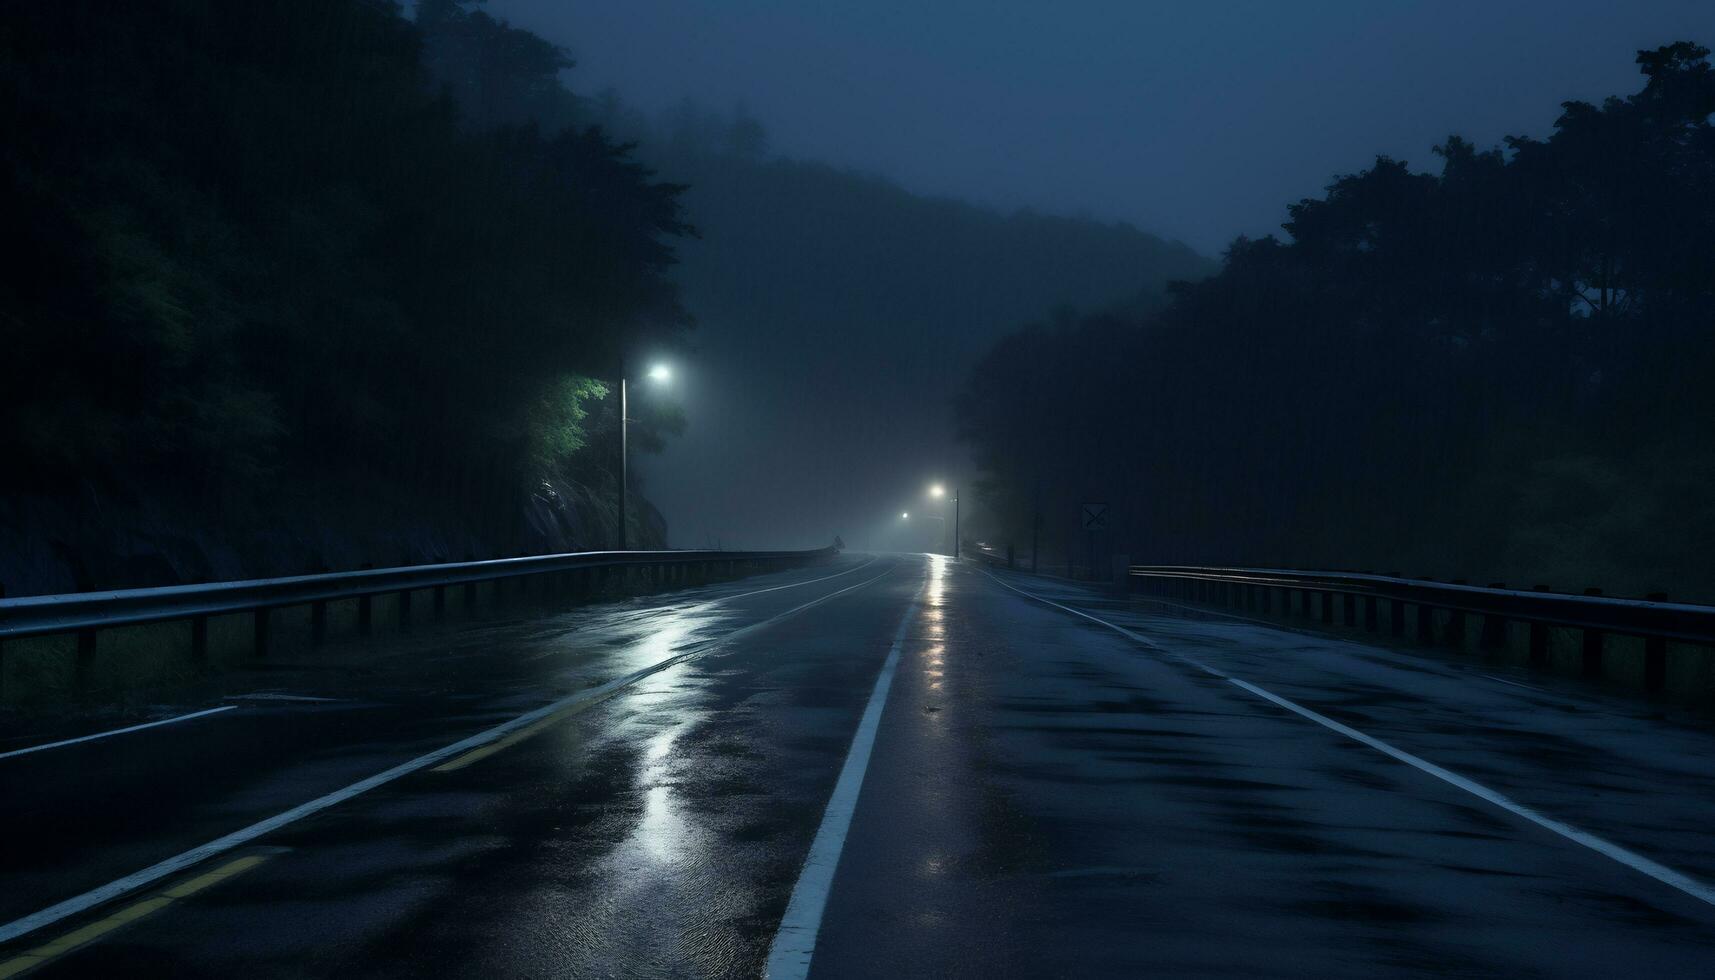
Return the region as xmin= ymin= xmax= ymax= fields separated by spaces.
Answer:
xmin=0 ymin=558 xmax=879 ymax=769
xmin=0 ymin=561 xmax=898 ymax=947
xmin=977 ymin=568 xmax=1715 ymax=910
xmin=765 ymin=585 xmax=923 ymax=980
xmin=1227 ymin=677 xmax=1715 ymax=907
xmin=0 ymin=706 xmax=238 ymax=762
xmin=978 ymin=569 xmax=1227 ymax=678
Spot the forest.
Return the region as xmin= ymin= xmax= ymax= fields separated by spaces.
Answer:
xmin=0 ymin=0 xmax=695 ymax=589
xmin=960 ymin=43 xmax=1715 ymax=599
xmin=0 ymin=0 xmax=1201 ymax=591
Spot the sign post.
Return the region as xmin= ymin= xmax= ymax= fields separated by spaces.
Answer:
xmin=1080 ymin=502 xmax=1109 ymax=580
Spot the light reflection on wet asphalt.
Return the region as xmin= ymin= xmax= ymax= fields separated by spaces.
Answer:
xmin=8 ymin=554 xmax=1715 ymax=977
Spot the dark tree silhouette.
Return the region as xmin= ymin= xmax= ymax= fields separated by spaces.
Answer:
xmin=959 ymin=43 xmax=1715 ymax=599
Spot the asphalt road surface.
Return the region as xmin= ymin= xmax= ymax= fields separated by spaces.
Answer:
xmin=4 ymin=553 xmax=1715 ymax=977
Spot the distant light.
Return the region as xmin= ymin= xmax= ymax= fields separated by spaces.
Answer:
xmin=928 ymin=484 xmax=945 ymax=498
xmin=901 ymin=512 xmax=909 ymax=520
xmin=647 ymin=364 xmax=671 ymax=383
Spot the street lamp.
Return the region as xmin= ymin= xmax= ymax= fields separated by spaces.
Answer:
xmin=927 ymin=483 xmax=959 ymax=558
xmin=618 ymin=363 xmax=672 ymax=550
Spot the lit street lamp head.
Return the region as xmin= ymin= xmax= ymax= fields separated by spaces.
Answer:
xmin=929 ymin=484 xmax=945 ymax=498
xmin=901 ymin=512 xmax=909 ymax=520
xmin=647 ymin=364 xmax=671 ymax=383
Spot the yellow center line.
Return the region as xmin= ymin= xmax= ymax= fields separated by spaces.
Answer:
xmin=0 ymin=855 xmax=270 ymax=978
xmin=432 ymin=694 xmax=605 ymax=773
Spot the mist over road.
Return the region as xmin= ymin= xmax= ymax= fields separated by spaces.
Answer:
xmin=5 ymin=557 xmax=1714 ymax=976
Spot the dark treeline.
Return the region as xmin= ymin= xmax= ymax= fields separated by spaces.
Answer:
xmin=961 ymin=43 xmax=1715 ymax=599
xmin=1 ymin=0 xmax=1213 ymax=589
xmin=0 ymin=0 xmax=690 ymax=588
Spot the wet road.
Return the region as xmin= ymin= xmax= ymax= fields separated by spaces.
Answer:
xmin=4 ymin=554 xmax=1715 ymax=977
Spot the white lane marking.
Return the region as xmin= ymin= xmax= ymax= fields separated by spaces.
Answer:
xmin=0 ymin=706 xmax=237 ymax=762
xmin=979 ymin=571 xmax=1227 ymax=679
xmin=1137 ymin=591 xmax=1560 ymax=701
xmin=0 ymin=562 xmax=900 ymax=947
xmin=765 ymin=584 xmax=923 ymax=979
xmin=977 ymin=569 xmax=1715 ymax=910
xmin=0 ymin=559 xmax=875 ymax=767
xmin=1226 ymin=678 xmax=1715 ymax=906
xmin=1136 ymin=594 xmax=1290 ymax=633
xmin=1479 ymin=674 xmax=1545 ymax=693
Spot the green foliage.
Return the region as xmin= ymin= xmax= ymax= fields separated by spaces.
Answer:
xmin=959 ymin=43 xmax=1715 ymax=598
xmin=0 ymin=0 xmax=690 ymax=511
xmin=523 ymin=375 xmax=608 ymax=475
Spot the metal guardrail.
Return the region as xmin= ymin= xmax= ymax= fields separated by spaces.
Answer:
xmin=0 ymin=546 xmax=836 ymax=655
xmin=1128 ymin=564 xmax=1715 ymax=692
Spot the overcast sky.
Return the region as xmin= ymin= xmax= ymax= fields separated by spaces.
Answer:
xmin=485 ymin=0 xmax=1713 ymax=255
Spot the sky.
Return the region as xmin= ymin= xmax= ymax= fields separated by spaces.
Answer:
xmin=485 ymin=0 xmax=1714 ymax=254
xmin=474 ymin=0 xmax=1715 ymax=552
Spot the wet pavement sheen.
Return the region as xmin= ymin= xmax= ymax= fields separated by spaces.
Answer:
xmin=7 ymin=555 xmax=1715 ymax=977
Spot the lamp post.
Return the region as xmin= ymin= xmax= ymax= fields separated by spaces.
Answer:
xmin=617 ymin=363 xmax=672 ymax=551
xmin=928 ymin=483 xmax=959 ymax=558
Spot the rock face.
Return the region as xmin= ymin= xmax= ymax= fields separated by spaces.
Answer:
xmin=0 ymin=477 xmax=666 ymax=597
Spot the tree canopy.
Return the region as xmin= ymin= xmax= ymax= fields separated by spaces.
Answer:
xmin=0 ymin=0 xmax=690 ymax=533
xmin=959 ymin=43 xmax=1715 ymax=598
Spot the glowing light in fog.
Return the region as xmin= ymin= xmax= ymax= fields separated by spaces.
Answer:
xmin=901 ymin=512 xmax=909 ymax=519
xmin=647 ymin=363 xmax=672 ymax=383
xmin=928 ymin=484 xmax=945 ymax=498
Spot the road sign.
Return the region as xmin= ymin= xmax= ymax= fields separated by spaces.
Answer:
xmin=1080 ymin=502 xmax=1109 ymax=531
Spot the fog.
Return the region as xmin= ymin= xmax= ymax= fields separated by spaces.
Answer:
xmin=5 ymin=0 xmax=1714 ymax=599
xmin=479 ymin=0 xmax=1715 ymax=560
xmin=492 ymin=0 xmax=1714 ymax=252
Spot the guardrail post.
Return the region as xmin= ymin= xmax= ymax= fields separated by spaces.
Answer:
xmin=1645 ymin=592 xmax=1668 ymax=692
xmin=191 ymin=615 xmax=209 ymax=665
xmin=1363 ymin=595 xmax=1378 ymax=631
xmin=1480 ymin=584 xmax=1508 ymax=650
xmin=1416 ymin=602 xmax=1435 ymax=643
xmin=1319 ymin=592 xmax=1333 ymax=625
xmin=1581 ymin=588 xmax=1604 ymax=677
xmin=1342 ymin=593 xmax=1356 ymax=627
xmin=398 ymin=589 xmax=412 ymax=631
xmin=1528 ymin=586 xmax=1550 ymax=665
xmin=1390 ymin=598 xmax=1404 ymax=636
xmin=1445 ymin=582 xmax=1467 ymax=646
xmin=254 ymin=608 xmax=270 ymax=659
xmin=433 ymin=585 xmax=447 ymax=620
